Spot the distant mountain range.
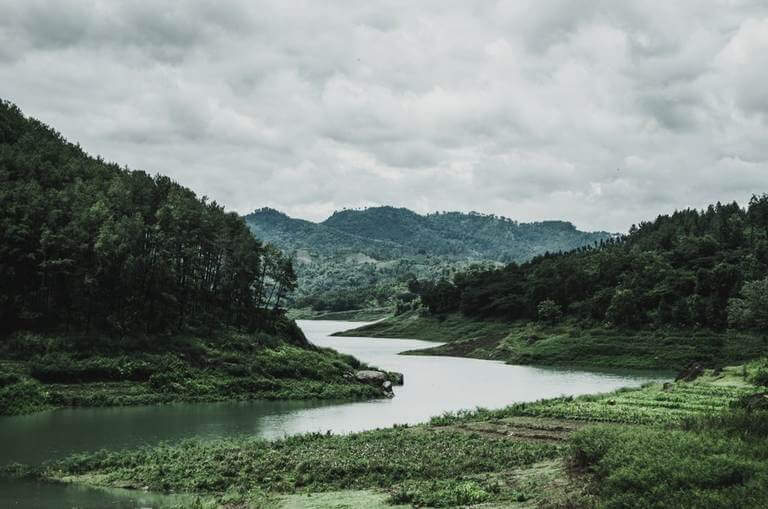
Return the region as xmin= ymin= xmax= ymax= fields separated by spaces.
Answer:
xmin=244 ymin=207 xmax=613 ymax=311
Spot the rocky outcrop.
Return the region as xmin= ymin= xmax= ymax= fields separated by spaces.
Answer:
xmin=354 ymin=370 xmax=403 ymax=398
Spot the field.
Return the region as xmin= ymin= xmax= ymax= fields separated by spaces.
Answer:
xmin=8 ymin=364 xmax=767 ymax=508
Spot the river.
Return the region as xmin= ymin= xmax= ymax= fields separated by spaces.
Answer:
xmin=0 ymin=320 xmax=666 ymax=507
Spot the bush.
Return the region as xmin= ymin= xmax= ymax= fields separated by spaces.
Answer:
xmin=0 ymin=380 xmax=48 ymax=415
xmin=389 ymin=479 xmax=494 ymax=507
xmin=569 ymin=425 xmax=768 ymax=508
xmin=537 ymin=300 xmax=563 ymax=324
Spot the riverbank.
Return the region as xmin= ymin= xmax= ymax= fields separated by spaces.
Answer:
xmin=0 ymin=322 xmax=400 ymax=417
xmin=287 ymin=307 xmax=391 ymax=321
xmin=334 ymin=311 xmax=768 ymax=370
xmin=12 ymin=363 xmax=768 ymax=508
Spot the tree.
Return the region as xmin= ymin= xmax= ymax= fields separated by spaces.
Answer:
xmin=537 ymin=300 xmax=562 ymax=324
xmin=728 ymin=277 xmax=768 ymax=329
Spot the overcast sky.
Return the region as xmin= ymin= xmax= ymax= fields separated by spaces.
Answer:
xmin=2 ymin=1 xmax=768 ymax=232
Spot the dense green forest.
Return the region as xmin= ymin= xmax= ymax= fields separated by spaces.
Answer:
xmin=0 ymin=100 xmax=297 ymax=336
xmin=410 ymin=198 xmax=768 ymax=332
xmin=0 ymin=100 xmax=393 ymax=415
xmin=245 ymin=207 xmax=611 ymax=313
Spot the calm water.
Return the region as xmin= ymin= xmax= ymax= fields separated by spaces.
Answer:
xmin=0 ymin=320 xmax=667 ymax=508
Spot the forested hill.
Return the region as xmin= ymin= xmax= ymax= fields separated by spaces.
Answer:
xmin=0 ymin=100 xmax=402 ymax=416
xmin=247 ymin=206 xmax=611 ymax=262
xmin=412 ymin=198 xmax=768 ymax=332
xmin=0 ymin=99 xmax=296 ymax=336
xmin=244 ymin=207 xmax=612 ymax=312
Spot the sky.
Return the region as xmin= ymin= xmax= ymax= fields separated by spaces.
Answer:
xmin=2 ymin=0 xmax=768 ymax=233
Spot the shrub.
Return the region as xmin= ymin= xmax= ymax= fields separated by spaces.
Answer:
xmin=389 ymin=479 xmax=493 ymax=507
xmin=537 ymin=300 xmax=563 ymax=324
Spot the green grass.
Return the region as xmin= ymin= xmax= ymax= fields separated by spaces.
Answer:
xmin=569 ymin=421 xmax=768 ymax=508
xmin=34 ymin=427 xmax=560 ymax=507
xmin=287 ymin=308 xmax=392 ymax=321
xmin=0 ymin=328 xmax=394 ymax=416
xmin=338 ymin=311 xmax=768 ymax=370
xmin=429 ymin=376 xmax=750 ymax=427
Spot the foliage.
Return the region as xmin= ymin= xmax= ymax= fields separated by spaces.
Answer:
xmin=340 ymin=311 xmax=767 ymax=369
xmin=0 ymin=324 xmax=392 ymax=416
xmin=0 ymin=100 xmax=296 ymax=337
xmin=569 ymin=424 xmax=768 ymax=508
xmin=406 ymin=197 xmax=768 ymax=335
xmin=429 ymin=380 xmax=751 ymax=427
xmin=388 ymin=479 xmax=495 ymax=507
xmin=728 ymin=277 xmax=768 ymax=329
xmin=244 ymin=207 xmax=610 ymax=310
xmin=40 ymin=428 xmax=560 ymax=499
xmin=537 ymin=299 xmax=563 ymax=324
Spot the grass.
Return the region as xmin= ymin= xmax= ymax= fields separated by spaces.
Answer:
xmin=31 ymin=427 xmax=561 ymax=507
xmin=0 ymin=326 xmax=397 ymax=417
xmin=287 ymin=307 xmax=392 ymax=322
xmin=569 ymin=422 xmax=768 ymax=508
xmin=337 ymin=310 xmax=768 ymax=370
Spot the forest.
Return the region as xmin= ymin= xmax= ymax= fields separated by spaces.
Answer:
xmin=410 ymin=198 xmax=768 ymax=332
xmin=245 ymin=206 xmax=610 ymax=312
xmin=0 ymin=100 xmax=400 ymax=417
xmin=0 ymin=100 xmax=297 ymax=337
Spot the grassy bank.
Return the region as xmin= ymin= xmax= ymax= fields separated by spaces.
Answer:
xmin=287 ymin=307 xmax=392 ymax=322
xmin=9 ymin=362 xmax=768 ymax=508
xmin=0 ymin=322 xmax=395 ymax=417
xmin=336 ymin=311 xmax=768 ymax=370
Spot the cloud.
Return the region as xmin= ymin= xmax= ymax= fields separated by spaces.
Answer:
xmin=1 ymin=0 xmax=768 ymax=232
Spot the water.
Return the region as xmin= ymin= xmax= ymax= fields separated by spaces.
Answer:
xmin=0 ymin=320 xmax=666 ymax=507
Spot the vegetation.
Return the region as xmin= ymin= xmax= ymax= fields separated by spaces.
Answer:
xmin=0 ymin=325 xmax=390 ymax=417
xmin=339 ymin=311 xmax=768 ymax=370
xmin=287 ymin=307 xmax=391 ymax=322
xmin=408 ymin=198 xmax=768 ymax=332
xmin=0 ymin=100 xmax=394 ymax=415
xmin=14 ymin=363 xmax=768 ymax=508
xmin=0 ymin=100 xmax=299 ymax=336
xmin=244 ymin=207 xmax=610 ymax=312
xmin=337 ymin=198 xmax=768 ymax=370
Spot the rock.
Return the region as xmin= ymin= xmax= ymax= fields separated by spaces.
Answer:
xmin=382 ymin=380 xmax=392 ymax=391
xmin=388 ymin=372 xmax=404 ymax=385
xmin=662 ymin=382 xmax=674 ymax=391
xmin=355 ymin=370 xmax=388 ymax=384
xmin=675 ymin=362 xmax=704 ymax=382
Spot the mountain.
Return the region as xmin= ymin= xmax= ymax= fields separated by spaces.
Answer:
xmin=244 ymin=206 xmax=613 ymax=311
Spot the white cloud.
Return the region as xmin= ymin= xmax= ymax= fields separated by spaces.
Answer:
xmin=1 ymin=0 xmax=768 ymax=232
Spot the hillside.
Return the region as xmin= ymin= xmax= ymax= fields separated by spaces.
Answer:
xmin=0 ymin=99 xmax=395 ymax=415
xmin=244 ymin=207 xmax=612 ymax=312
xmin=339 ymin=196 xmax=768 ymax=369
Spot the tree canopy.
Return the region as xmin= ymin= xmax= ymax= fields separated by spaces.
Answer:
xmin=0 ymin=100 xmax=295 ymax=336
xmin=409 ymin=198 xmax=768 ymax=331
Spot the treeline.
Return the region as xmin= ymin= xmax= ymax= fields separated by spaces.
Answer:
xmin=0 ymin=100 xmax=296 ymax=336
xmin=411 ymin=198 xmax=768 ymax=331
